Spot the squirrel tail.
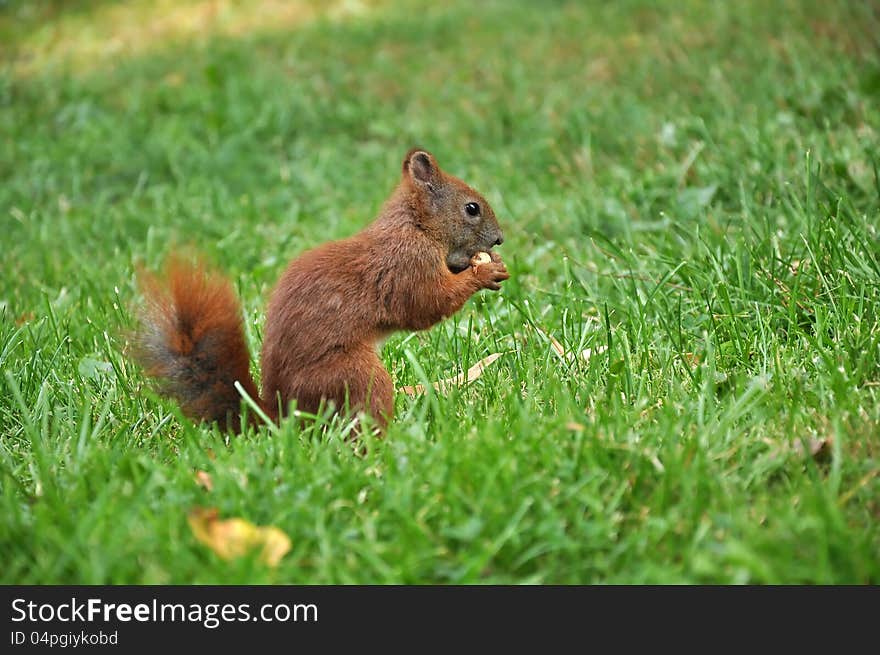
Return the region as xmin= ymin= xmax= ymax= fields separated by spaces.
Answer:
xmin=134 ymin=255 xmax=267 ymax=432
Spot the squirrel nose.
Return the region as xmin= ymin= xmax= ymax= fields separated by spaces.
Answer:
xmin=494 ymin=233 xmax=504 ymax=246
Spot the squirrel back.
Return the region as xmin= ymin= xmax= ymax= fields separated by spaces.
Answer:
xmin=134 ymin=149 xmax=509 ymax=433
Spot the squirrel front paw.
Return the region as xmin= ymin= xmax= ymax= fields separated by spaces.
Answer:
xmin=470 ymin=251 xmax=509 ymax=291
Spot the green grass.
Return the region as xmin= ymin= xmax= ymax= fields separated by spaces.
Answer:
xmin=2 ymin=0 xmax=879 ymax=583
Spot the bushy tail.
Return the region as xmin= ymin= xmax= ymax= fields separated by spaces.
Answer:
xmin=134 ymin=256 xmax=264 ymax=432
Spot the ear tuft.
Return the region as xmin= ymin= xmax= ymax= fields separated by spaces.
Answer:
xmin=403 ymin=148 xmax=437 ymax=185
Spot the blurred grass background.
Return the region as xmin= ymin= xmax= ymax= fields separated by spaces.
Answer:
xmin=1 ymin=0 xmax=879 ymax=583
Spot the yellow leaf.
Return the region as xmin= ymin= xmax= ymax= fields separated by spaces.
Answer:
xmin=194 ymin=470 xmax=213 ymax=491
xmin=187 ymin=508 xmax=291 ymax=567
xmin=548 ymin=335 xmax=566 ymax=358
xmin=535 ymin=327 xmax=607 ymax=363
xmin=400 ymin=353 xmax=504 ymax=396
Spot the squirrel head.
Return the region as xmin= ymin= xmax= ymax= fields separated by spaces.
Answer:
xmin=402 ymin=149 xmax=504 ymax=273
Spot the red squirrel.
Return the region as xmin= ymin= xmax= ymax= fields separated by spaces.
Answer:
xmin=135 ymin=149 xmax=509 ymax=432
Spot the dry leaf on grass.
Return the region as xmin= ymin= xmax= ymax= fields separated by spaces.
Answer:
xmin=194 ymin=470 xmax=213 ymax=491
xmin=793 ymin=437 xmax=834 ymax=464
xmin=580 ymin=345 xmax=608 ymax=362
xmin=548 ymin=334 xmax=566 ymax=358
xmin=537 ymin=326 xmax=607 ymax=363
xmin=400 ymin=353 xmax=504 ymax=396
xmin=187 ymin=508 xmax=291 ymax=567
xmin=766 ymin=436 xmax=835 ymax=468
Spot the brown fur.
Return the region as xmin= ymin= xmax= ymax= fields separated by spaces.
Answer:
xmin=135 ymin=256 xmax=262 ymax=431
xmin=134 ymin=149 xmax=509 ymax=433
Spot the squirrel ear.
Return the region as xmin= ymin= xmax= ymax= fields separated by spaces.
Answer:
xmin=403 ymin=149 xmax=438 ymax=186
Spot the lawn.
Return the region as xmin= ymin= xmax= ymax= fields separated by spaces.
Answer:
xmin=1 ymin=0 xmax=879 ymax=583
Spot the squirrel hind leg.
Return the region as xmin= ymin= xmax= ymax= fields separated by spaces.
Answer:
xmin=341 ymin=350 xmax=393 ymax=433
xmin=286 ymin=350 xmax=393 ymax=434
xmin=361 ymin=362 xmax=394 ymax=433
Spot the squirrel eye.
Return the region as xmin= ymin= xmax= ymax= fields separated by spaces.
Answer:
xmin=465 ymin=202 xmax=480 ymax=217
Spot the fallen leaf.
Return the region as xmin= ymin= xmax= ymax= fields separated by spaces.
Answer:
xmin=793 ymin=437 xmax=833 ymax=464
xmin=581 ymin=345 xmax=609 ymax=362
xmin=565 ymin=422 xmax=585 ymax=432
xmin=548 ymin=335 xmax=566 ymax=358
xmin=187 ymin=508 xmax=291 ymax=567
xmin=401 ymin=352 xmax=504 ymax=396
xmin=537 ymin=327 xmax=607 ymax=363
xmin=194 ymin=470 xmax=213 ymax=491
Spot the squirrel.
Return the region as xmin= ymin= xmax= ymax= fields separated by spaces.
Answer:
xmin=134 ymin=148 xmax=509 ymax=433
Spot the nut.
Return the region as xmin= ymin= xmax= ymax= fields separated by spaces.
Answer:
xmin=471 ymin=251 xmax=492 ymax=265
